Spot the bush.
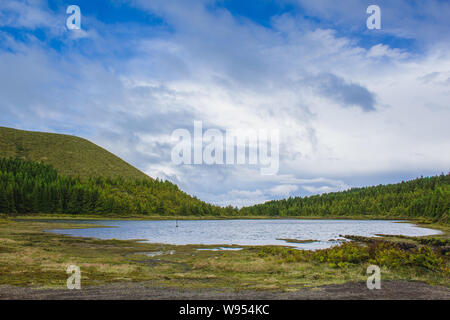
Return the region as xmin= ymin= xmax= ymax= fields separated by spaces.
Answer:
xmin=257 ymin=241 xmax=448 ymax=273
xmin=314 ymin=242 xmax=370 ymax=266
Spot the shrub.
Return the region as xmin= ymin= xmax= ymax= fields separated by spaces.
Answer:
xmin=256 ymin=241 xmax=448 ymax=273
xmin=313 ymin=242 xmax=370 ymax=267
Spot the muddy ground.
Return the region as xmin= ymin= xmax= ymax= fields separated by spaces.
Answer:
xmin=0 ymin=281 xmax=449 ymax=300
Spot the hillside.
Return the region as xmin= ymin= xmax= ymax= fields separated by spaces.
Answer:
xmin=240 ymin=174 xmax=450 ymax=223
xmin=0 ymin=157 xmax=236 ymax=216
xmin=0 ymin=126 xmax=148 ymax=180
xmin=0 ymin=127 xmax=239 ymax=216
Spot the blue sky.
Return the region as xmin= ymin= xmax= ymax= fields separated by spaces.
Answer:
xmin=1 ymin=0 xmax=449 ymax=206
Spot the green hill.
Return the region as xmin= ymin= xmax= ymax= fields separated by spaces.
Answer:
xmin=240 ymin=174 xmax=450 ymax=223
xmin=0 ymin=126 xmax=148 ymax=180
xmin=0 ymin=126 xmax=237 ymax=216
xmin=0 ymin=157 xmax=236 ymax=216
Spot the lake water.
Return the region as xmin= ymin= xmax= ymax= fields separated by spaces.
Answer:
xmin=48 ymin=219 xmax=441 ymax=250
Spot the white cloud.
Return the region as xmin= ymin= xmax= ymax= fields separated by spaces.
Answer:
xmin=293 ymin=0 xmax=450 ymax=46
xmin=270 ymin=184 xmax=298 ymax=196
xmin=0 ymin=0 xmax=61 ymax=30
xmin=1 ymin=0 xmax=449 ymax=207
xmin=367 ymin=44 xmax=409 ymax=60
xmin=302 ymin=185 xmax=342 ymax=194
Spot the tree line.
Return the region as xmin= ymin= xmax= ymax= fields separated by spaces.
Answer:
xmin=1 ymin=157 xmax=448 ymax=222
xmin=0 ymin=157 xmax=238 ymax=216
xmin=240 ymin=174 xmax=449 ymax=223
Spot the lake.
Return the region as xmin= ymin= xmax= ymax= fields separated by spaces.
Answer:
xmin=47 ymin=219 xmax=441 ymax=250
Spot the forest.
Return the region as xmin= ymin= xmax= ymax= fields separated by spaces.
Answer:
xmin=0 ymin=157 xmax=448 ymax=223
xmin=240 ymin=173 xmax=449 ymax=223
xmin=0 ymin=157 xmax=237 ymax=216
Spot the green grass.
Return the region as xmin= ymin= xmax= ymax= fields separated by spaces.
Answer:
xmin=0 ymin=126 xmax=148 ymax=180
xmin=0 ymin=218 xmax=448 ymax=290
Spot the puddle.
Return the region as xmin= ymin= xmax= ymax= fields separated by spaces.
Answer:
xmin=196 ymin=247 xmax=243 ymax=251
xmin=135 ymin=250 xmax=175 ymax=257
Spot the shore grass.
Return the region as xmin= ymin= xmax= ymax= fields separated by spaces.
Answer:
xmin=0 ymin=218 xmax=448 ymax=291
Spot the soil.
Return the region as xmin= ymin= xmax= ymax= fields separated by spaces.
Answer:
xmin=0 ymin=281 xmax=449 ymax=300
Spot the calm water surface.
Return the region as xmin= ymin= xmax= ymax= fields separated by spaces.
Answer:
xmin=48 ymin=219 xmax=441 ymax=250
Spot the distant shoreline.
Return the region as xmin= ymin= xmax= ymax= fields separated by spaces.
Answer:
xmin=11 ymin=214 xmax=426 ymax=221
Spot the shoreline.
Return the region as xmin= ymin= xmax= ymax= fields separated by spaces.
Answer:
xmin=9 ymin=213 xmax=438 ymax=222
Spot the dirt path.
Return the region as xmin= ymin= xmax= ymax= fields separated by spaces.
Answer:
xmin=0 ymin=281 xmax=449 ymax=300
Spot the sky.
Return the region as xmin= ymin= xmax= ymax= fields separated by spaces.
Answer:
xmin=0 ymin=0 xmax=449 ymax=207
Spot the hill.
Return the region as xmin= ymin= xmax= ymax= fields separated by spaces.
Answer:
xmin=240 ymin=174 xmax=450 ymax=223
xmin=0 ymin=157 xmax=236 ymax=216
xmin=0 ymin=126 xmax=237 ymax=216
xmin=0 ymin=126 xmax=148 ymax=180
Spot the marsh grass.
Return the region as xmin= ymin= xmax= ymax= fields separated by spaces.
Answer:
xmin=0 ymin=219 xmax=448 ymax=291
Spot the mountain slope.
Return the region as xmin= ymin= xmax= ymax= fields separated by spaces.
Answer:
xmin=0 ymin=126 xmax=237 ymax=216
xmin=240 ymin=174 xmax=450 ymax=223
xmin=0 ymin=126 xmax=148 ymax=180
xmin=0 ymin=157 xmax=235 ymax=216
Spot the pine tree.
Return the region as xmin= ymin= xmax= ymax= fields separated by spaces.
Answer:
xmin=0 ymin=188 xmax=8 ymax=213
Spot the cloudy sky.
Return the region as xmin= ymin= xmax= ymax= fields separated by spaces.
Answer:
xmin=1 ymin=0 xmax=449 ymax=207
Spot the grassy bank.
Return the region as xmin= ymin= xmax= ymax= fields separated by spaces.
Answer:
xmin=0 ymin=218 xmax=448 ymax=291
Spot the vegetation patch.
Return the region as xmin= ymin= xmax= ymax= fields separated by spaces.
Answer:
xmin=277 ymin=238 xmax=319 ymax=244
xmin=375 ymin=234 xmax=450 ymax=247
xmin=257 ymin=241 xmax=449 ymax=275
